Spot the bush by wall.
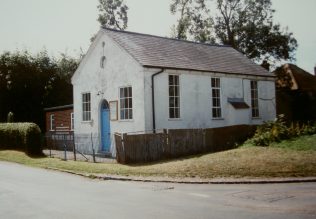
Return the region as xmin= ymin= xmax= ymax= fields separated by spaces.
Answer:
xmin=0 ymin=123 xmax=42 ymax=156
xmin=248 ymin=115 xmax=316 ymax=146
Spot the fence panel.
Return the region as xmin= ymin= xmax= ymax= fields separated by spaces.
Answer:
xmin=204 ymin=125 xmax=257 ymax=152
xmin=115 ymin=125 xmax=257 ymax=164
xmin=168 ymin=129 xmax=205 ymax=157
xmin=114 ymin=133 xmax=125 ymax=163
xmin=123 ymin=133 xmax=166 ymax=163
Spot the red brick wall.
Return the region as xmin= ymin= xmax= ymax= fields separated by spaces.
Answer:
xmin=45 ymin=109 xmax=73 ymax=132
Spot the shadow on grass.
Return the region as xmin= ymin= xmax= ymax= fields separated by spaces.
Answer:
xmin=0 ymin=149 xmax=46 ymax=159
xmin=124 ymin=149 xmax=233 ymax=167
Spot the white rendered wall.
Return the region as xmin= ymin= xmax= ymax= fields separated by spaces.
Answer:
xmin=72 ymin=32 xmax=145 ymax=154
xmin=144 ymin=69 xmax=276 ymax=131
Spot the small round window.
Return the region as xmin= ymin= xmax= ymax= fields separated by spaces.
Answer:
xmin=100 ymin=56 xmax=106 ymax=68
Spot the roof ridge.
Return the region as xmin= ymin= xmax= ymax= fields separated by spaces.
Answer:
xmin=101 ymin=27 xmax=231 ymax=48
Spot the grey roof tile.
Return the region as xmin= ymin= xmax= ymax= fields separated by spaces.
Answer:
xmin=102 ymin=28 xmax=273 ymax=77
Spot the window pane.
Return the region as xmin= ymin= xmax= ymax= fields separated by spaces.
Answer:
xmin=169 ymin=97 xmax=174 ymax=107
xmin=124 ymin=98 xmax=128 ymax=108
xmin=169 ymin=75 xmax=174 ymax=85
xmin=124 ymin=109 xmax=128 ymax=119
xmin=175 ymin=86 xmax=179 ymax=96
xmin=212 ymin=98 xmax=217 ymax=107
xmin=175 ymin=108 xmax=179 ymax=118
xmin=169 ymin=108 xmax=174 ymax=118
xmin=124 ymin=87 xmax=128 ymax=98
xmin=169 ymin=86 xmax=174 ymax=96
xmin=212 ymin=89 xmax=217 ymax=98
xmin=128 ymin=98 xmax=132 ymax=108
xmin=174 ymin=75 xmax=179 ymax=85
xmin=175 ymin=97 xmax=179 ymax=107
xmin=128 ymin=109 xmax=133 ymax=119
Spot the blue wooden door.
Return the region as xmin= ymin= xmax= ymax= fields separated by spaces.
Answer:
xmin=101 ymin=107 xmax=111 ymax=152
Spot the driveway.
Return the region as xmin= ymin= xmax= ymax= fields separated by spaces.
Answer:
xmin=0 ymin=161 xmax=315 ymax=219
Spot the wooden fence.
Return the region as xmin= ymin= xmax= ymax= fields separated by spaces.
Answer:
xmin=115 ymin=125 xmax=256 ymax=164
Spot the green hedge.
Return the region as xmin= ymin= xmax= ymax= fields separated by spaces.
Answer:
xmin=0 ymin=123 xmax=42 ymax=156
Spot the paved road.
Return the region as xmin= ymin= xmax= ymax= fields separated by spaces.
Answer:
xmin=0 ymin=161 xmax=315 ymax=219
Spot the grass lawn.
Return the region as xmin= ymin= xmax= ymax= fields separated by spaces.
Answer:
xmin=0 ymin=135 xmax=315 ymax=179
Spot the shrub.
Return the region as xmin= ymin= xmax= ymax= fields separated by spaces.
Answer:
xmin=248 ymin=115 xmax=316 ymax=146
xmin=0 ymin=123 xmax=42 ymax=156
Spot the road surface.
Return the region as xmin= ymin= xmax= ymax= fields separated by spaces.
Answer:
xmin=0 ymin=161 xmax=315 ymax=219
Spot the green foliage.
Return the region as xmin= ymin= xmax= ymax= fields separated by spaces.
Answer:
xmin=248 ymin=115 xmax=316 ymax=146
xmin=0 ymin=123 xmax=42 ymax=156
xmin=274 ymin=65 xmax=293 ymax=89
xmin=170 ymin=0 xmax=297 ymax=63
xmin=270 ymin=134 xmax=316 ymax=151
xmin=0 ymin=50 xmax=79 ymax=130
xmin=7 ymin=112 xmax=14 ymax=123
xmin=97 ymin=0 xmax=128 ymax=30
xmin=170 ymin=0 xmax=214 ymax=43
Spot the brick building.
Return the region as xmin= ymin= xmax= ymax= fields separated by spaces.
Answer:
xmin=44 ymin=105 xmax=74 ymax=133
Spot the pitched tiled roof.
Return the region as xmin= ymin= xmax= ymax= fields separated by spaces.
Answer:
xmin=279 ymin=64 xmax=316 ymax=91
xmin=102 ymin=28 xmax=273 ymax=77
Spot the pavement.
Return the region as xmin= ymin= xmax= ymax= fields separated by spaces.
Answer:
xmin=1 ymin=161 xmax=316 ymax=219
xmin=46 ymin=167 xmax=316 ymax=184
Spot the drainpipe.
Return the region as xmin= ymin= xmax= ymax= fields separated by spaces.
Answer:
xmin=151 ymin=68 xmax=164 ymax=133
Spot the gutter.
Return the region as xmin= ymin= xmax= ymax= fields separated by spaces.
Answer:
xmin=44 ymin=104 xmax=73 ymax=112
xmin=143 ymin=65 xmax=276 ymax=79
xmin=151 ymin=68 xmax=165 ymax=133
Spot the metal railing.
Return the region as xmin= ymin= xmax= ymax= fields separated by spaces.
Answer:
xmin=43 ymin=132 xmax=115 ymax=163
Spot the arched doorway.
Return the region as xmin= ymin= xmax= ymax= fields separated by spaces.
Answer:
xmin=100 ymin=100 xmax=111 ymax=152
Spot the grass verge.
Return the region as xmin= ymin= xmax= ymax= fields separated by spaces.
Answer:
xmin=0 ymin=144 xmax=315 ymax=179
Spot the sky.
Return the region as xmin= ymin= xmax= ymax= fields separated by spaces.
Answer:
xmin=0 ymin=0 xmax=315 ymax=73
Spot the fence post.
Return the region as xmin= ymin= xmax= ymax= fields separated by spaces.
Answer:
xmin=73 ymin=133 xmax=76 ymax=161
xmin=202 ymin=129 xmax=206 ymax=152
xmin=48 ymin=134 xmax=52 ymax=158
xmin=63 ymin=143 xmax=67 ymax=161
xmin=121 ymin=133 xmax=126 ymax=163
xmin=91 ymin=133 xmax=96 ymax=163
xmin=163 ymin=129 xmax=167 ymax=155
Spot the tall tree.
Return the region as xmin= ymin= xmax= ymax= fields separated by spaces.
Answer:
xmin=0 ymin=50 xmax=79 ymax=130
xmin=97 ymin=0 xmax=128 ymax=30
xmin=214 ymin=0 xmax=297 ymax=63
xmin=170 ymin=0 xmax=298 ymax=63
xmin=170 ymin=0 xmax=214 ymax=43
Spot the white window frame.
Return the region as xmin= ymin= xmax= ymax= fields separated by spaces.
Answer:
xmin=82 ymin=92 xmax=91 ymax=121
xmin=119 ymin=86 xmax=133 ymax=120
xmin=70 ymin=113 xmax=74 ymax=130
xmin=250 ymin=80 xmax=259 ymax=118
xmin=50 ymin=114 xmax=55 ymax=131
xmin=168 ymin=74 xmax=180 ymax=119
xmin=211 ymin=77 xmax=222 ymax=119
